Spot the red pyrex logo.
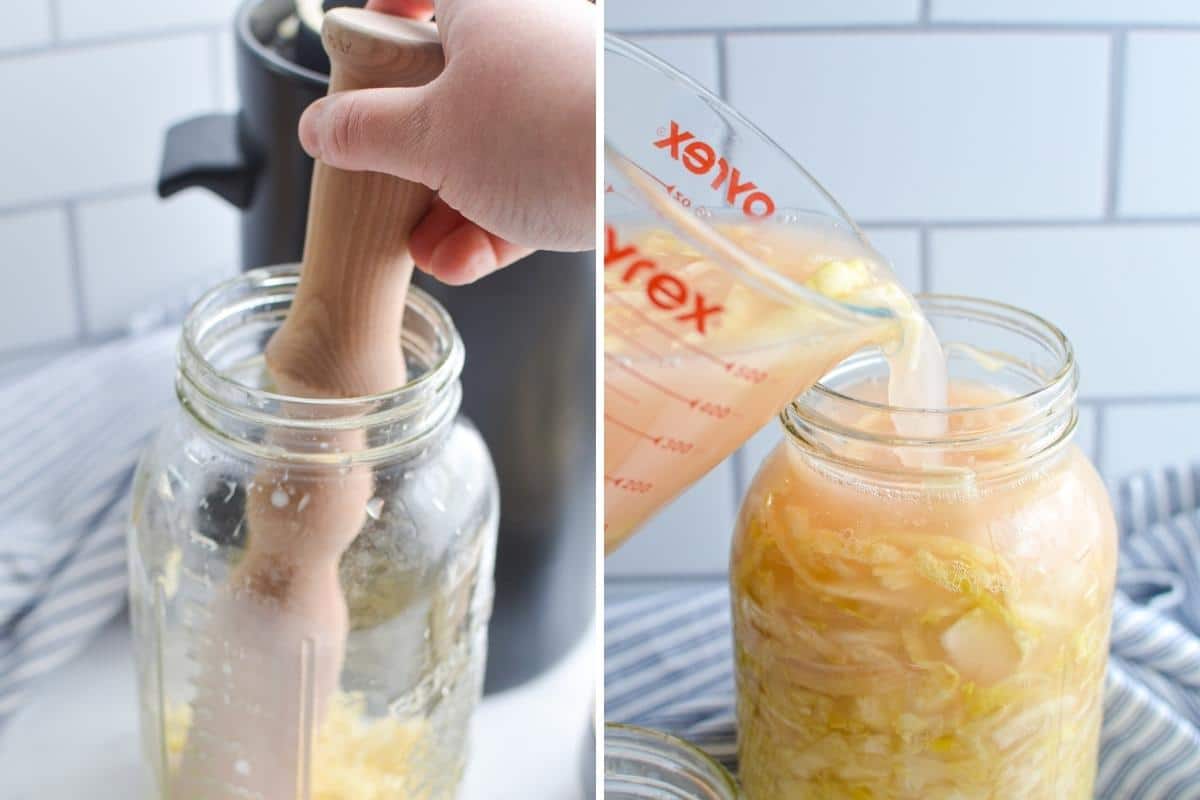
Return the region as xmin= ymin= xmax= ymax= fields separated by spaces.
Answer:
xmin=605 ymin=226 xmax=723 ymax=335
xmin=653 ymin=121 xmax=776 ymax=218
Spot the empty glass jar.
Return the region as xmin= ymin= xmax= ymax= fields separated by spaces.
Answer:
xmin=605 ymin=724 xmax=741 ymax=799
xmin=128 ymin=266 xmax=498 ymax=799
xmin=732 ymin=296 xmax=1117 ymax=799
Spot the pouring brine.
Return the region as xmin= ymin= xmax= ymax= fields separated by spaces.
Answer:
xmin=604 ymin=33 xmax=1116 ymax=800
xmin=603 ymin=35 xmax=947 ymax=551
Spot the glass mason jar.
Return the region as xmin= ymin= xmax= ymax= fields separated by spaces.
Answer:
xmin=128 ymin=266 xmax=498 ymax=799
xmin=731 ymin=296 xmax=1117 ymax=799
xmin=605 ymin=724 xmax=742 ymax=799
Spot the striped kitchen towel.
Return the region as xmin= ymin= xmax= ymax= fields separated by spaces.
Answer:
xmin=606 ymin=465 xmax=1200 ymax=799
xmin=0 ymin=328 xmax=177 ymax=726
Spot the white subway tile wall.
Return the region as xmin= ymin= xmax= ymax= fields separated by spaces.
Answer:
xmin=863 ymin=227 xmax=921 ymax=288
xmin=0 ymin=6 xmax=238 ymax=361
xmin=726 ymin=33 xmax=1110 ymax=221
xmin=931 ymin=1 xmax=1200 ymax=24
xmin=605 ymin=461 xmax=740 ymax=577
xmin=0 ymin=36 xmax=214 ymax=208
xmin=930 ymin=226 xmax=1200 ymax=398
xmin=0 ymin=209 xmax=77 ymax=352
xmin=608 ymin=2 xmax=1200 ymax=577
xmin=217 ymin=31 xmax=239 ymax=111
xmin=0 ymin=2 xmax=53 ymax=53
xmin=1120 ymin=33 xmax=1200 ymax=216
xmin=1103 ymin=404 xmax=1200 ymax=475
xmin=608 ymin=1 xmax=921 ymax=31
xmin=76 ymin=191 xmax=238 ymax=335
xmin=57 ymin=0 xmax=243 ymax=41
xmin=628 ymin=35 xmax=721 ymax=93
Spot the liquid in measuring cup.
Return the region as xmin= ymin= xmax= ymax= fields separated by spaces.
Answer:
xmin=603 ymin=219 xmax=945 ymax=551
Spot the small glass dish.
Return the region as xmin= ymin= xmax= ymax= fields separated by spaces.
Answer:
xmin=605 ymin=723 xmax=741 ymax=799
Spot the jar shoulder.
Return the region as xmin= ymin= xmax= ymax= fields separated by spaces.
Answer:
xmin=734 ymin=440 xmax=1117 ymax=559
xmin=131 ymin=411 xmax=498 ymax=496
xmin=129 ymin=411 xmax=500 ymax=563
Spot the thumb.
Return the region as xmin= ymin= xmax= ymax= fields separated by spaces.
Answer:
xmin=298 ymin=86 xmax=440 ymax=186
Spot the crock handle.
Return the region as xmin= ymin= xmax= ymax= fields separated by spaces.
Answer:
xmin=157 ymin=112 xmax=258 ymax=209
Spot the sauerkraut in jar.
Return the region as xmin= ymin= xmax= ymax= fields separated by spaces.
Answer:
xmin=731 ymin=296 xmax=1117 ymax=799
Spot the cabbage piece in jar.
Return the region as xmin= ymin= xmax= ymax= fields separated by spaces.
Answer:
xmin=731 ymin=300 xmax=1117 ymax=800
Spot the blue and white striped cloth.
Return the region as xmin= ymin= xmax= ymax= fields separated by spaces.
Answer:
xmin=0 ymin=328 xmax=177 ymax=725
xmin=606 ymin=466 xmax=1200 ymax=799
xmin=5 ymin=329 xmax=1200 ymax=800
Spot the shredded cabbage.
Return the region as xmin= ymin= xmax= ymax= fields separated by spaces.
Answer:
xmin=731 ymin=446 xmax=1115 ymax=799
xmin=164 ymin=693 xmax=436 ymax=799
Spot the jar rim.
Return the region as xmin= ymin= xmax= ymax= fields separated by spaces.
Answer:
xmin=182 ymin=265 xmax=463 ymax=412
xmin=807 ymin=294 xmax=1075 ymax=417
xmin=781 ymin=294 xmax=1079 ymax=479
xmin=605 ymin=723 xmax=741 ymax=799
xmin=178 ymin=265 xmax=464 ymax=463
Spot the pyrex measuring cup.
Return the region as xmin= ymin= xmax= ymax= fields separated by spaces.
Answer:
xmin=604 ymin=35 xmax=903 ymax=551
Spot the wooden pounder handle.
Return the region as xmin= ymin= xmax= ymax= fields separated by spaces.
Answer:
xmin=267 ymin=9 xmax=444 ymax=398
xmin=171 ymin=16 xmax=445 ymax=797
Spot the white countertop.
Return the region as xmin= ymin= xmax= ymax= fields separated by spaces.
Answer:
xmin=0 ymin=615 xmax=596 ymax=800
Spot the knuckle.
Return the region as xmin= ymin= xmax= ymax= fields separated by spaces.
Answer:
xmin=325 ymin=96 xmax=369 ymax=163
xmin=399 ymin=101 xmax=438 ymax=183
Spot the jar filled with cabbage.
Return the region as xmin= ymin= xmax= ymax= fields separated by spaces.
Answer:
xmin=731 ymin=296 xmax=1117 ymax=799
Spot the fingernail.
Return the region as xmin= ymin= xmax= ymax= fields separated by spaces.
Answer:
xmin=299 ymin=100 xmax=328 ymax=159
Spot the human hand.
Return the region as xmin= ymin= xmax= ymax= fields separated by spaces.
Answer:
xmin=299 ymin=0 xmax=596 ymax=284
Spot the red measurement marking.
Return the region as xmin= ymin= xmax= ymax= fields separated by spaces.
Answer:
xmin=609 ymin=296 xmax=768 ymax=385
xmin=605 ymin=353 xmax=696 ymax=407
xmin=726 ymin=363 xmax=769 ymax=384
xmin=605 ymin=321 xmax=666 ymax=361
xmin=657 ymin=437 xmax=695 ymax=454
xmin=696 ymin=401 xmax=733 ymax=419
xmin=604 ymin=414 xmax=660 ymax=443
xmin=639 ymin=168 xmax=672 ymax=193
xmin=604 ymin=381 xmax=639 ymax=404
xmin=605 ymin=290 xmax=730 ymax=371
xmin=608 ymin=476 xmax=653 ymax=494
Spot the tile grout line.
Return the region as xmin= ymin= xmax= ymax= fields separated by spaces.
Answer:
xmin=918 ymin=226 xmax=932 ymax=293
xmin=716 ymin=34 xmax=736 ymax=157
xmin=1092 ymin=403 xmax=1108 ymax=476
xmin=46 ymin=0 xmax=63 ymax=42
xmin=0 ymin=337 xmax=80 ymax=363
xmin=0 ymin=22 xmax=226 ymax=61
xmin=0 ymin=182 xmax=151 ymax=218
xmin=920 ymin=0 xmax=933 ymax=24
xmin=1080 ymin=394 xmax=1200 ymax=405
xmin=606 ymin=574 xmax=729 ymax=585
xmin=729 ymin=448 xmax=747 ymax=503
xmin=715 ymin=32 xmax=729 ymax=101
xmin=853 ymin=216 xmax=1200 ymax=229
xmin=613 ymin=23 xmax=1200 ymax=38
xmin=1104 ymin=31 xmax=1128 ymax=219
xmin=63 ymin=200 xmax=90 ymax=342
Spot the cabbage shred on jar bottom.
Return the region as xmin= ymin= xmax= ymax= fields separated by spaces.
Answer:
xmin=731 ymin=296 xmax=1117 ymax=800
xmin=127 ymin=266 xmax=499 ymax=800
